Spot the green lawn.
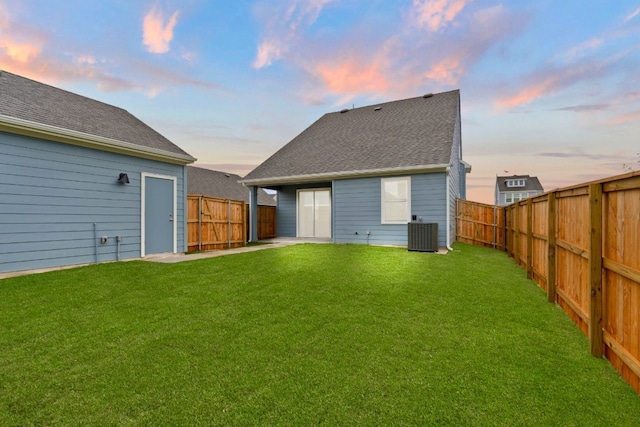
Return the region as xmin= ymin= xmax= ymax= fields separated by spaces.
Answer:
xmin=1 ymin=243 xmax=638 ymax=425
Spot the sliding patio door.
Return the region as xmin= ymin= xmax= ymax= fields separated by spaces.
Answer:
xmin=297 ymin=189 xmax=331 ymax=238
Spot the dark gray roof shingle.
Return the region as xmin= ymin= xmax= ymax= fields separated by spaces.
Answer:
xmin=188 ymin=166 xmax=276 ymax=206
xmin=243 ymin=90 xmax=460 ymax=183
xmin=0 ymin=70 xmax=193 ymax=159
xmin=496 ymin=175 xmax=544 ymax=192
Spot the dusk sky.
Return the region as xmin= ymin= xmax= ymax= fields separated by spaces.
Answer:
xmin=1 ymin=0 xmax=639 ymax=203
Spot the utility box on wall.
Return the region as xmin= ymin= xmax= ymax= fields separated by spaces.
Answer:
xmin=408 ymin=222 xmax=438 ymax=252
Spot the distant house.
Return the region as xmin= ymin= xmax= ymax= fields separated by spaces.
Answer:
xmin=240 ymin=90 xmax=470 ymax=248
xmin=187 ymin=166 xmax=275 ymax=206
xmin=494 ymin=175 xmax=544 ymax=206
xmin=0 ymin=70 xmax=196 ymax=274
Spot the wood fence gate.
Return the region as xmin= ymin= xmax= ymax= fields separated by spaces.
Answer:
xmin=187 ymin=195 xmax=278 ymax=252
xmin=187 ymin=195 xmax=246 ymax=252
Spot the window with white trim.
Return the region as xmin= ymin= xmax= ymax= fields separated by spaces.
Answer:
xmin=381 ymin=177 xmax=411 ymax=224
xmin=506 ymin=179 xmax=526 ymax=187
xmin=506 ymin=192 xmax=526 ymax=203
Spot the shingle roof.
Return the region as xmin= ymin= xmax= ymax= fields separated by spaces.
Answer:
xmin=0 ymin=70 xmax=194 ymax=162
xmin=496 ymin=175 xmax=544 ymax=192
xmin=242 ymin=90 xmax=460 ymax=185
xmin=188 ymin=166 xmax=276 ymax=206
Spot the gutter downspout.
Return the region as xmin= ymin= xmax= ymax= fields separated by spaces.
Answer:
xmin=445 ymin=168 xmax=453 ymax=251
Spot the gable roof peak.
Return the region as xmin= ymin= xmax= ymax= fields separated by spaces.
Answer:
xmin=242 ymin=89 xmax=462 ymax=185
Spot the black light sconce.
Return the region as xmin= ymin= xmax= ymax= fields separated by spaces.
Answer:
xmin=117 ymin=173 xmax=130 ymax=184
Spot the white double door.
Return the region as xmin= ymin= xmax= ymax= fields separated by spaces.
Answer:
xmin=297 ymin=189 xmax=331 ymax=238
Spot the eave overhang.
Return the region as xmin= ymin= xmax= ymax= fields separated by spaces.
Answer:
xmin=462 ymin=160 xmax=472 ymax=173
xmin=0 ymin=114 xmax=197 ymax=165
xmin=239 ymin=163 xmax=450 ymax=187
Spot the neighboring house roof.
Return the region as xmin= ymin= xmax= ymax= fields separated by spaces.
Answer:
xmin=0 ymin=70 xmax=195 ymax=164
xmin=241 ymin=90 xmax=461 ymax=186
xmin=496 ymin=175 xmax=544 ymax=192
xmin=188 ymin=166 xmax=276 ymax=206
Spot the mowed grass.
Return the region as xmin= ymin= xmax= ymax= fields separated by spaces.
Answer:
xmin=1 ymin=243 xmax=639 ymax=426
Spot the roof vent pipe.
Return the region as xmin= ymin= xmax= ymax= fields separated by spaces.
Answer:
xmin=340 ymin=108 xmax=349 ymax=113
xmin=423 ymin=93 xmax=433 ymax=98
xmin=374 ymin=106 xmax=382 ymax=111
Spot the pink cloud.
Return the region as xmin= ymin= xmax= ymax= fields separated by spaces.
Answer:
xmin=0 ymin=3 xmax=45 ymax=64
xmin=608 ymin=111 xmax=640 ymax=125
xmin=0 ymin=1 xmax=217 ymax=99
xmin=253 ymin=40 xmax=284 ymax=69
xmin=252 ymin=0 xmax=334 ymax=69
xmin=251 ymin=1 xmax=528 ymax=104
xmin=314 ymin=58 xmax=390 ymax=94
xmin=412 ymin=0 xmax=472 ymax=32
xmin=280 ymin=4 xmax=523 ymax=107
xmin=494 ymin=76 xmax=560 ymax=109
xmin=424 ymin=57 xmax=463 ymax=84
xmin=142 ymin=6 xmax=180 ymax=54
xmin=0 ymin=39 xmax=41 ymax=63
xmin=301 ymin=37 xmax=402 ymax=101
xmin=494 ymin=47 xmax=628 ymax=110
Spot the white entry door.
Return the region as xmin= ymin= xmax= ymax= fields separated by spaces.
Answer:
xmin=297 ymin=189 xmax=331 ymax=238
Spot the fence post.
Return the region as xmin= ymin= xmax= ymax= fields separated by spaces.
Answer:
xmin=492 ymin=204 xmax=497 ymax=249
xmin=228 ymin=200 xmax=232 ymax=249
xmin=527 ymin=198 xmax=533 ymax=279
xmin=198 ymin=195 xmax=202 ymax=252
xmin=514 ymin=204 xmax=520 ymax=262
xmin=505 ymin=206 xmax=511 ymax=256
xmin=588 ymin=183 xmax=603 ymax=357
xmin=243 ymin=203 xmax=247 ymax=245
xmin=547 ymin=192 xmax=557 ymax=304
xmin=501 ymin=207 xmax=507 ymax=251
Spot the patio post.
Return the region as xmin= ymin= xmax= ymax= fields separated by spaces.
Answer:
xmin=249 ymin=185 xmax=259 ymax=242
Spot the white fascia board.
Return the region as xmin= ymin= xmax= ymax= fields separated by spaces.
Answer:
xmin=239 ymin=164 xmax=450 ymax=186
xmin=461 ymin=160 xmax=472 ymax=173
xmin=0 ymin=114 xmax=197 ymax=165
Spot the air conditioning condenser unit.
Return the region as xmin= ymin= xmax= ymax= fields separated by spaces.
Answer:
xmin=408 ymin=222 xmax=438 ymax=252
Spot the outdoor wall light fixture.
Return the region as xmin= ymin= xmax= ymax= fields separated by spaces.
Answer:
xmin=117 ymin=173 xmax=130 ymax=184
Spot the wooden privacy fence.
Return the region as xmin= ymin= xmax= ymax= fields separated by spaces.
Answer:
xmin=187 ymin=195 xmax=246 ymax=251
xmin=187 ymin=195 xmax=277 ymax=252
xmin=257 ymin=205 xmax=277 ymax=240
xmin=456 ymin=199 xmax=507 ymax=250
xmin=456 ymin=170 xmax=640 ymax=394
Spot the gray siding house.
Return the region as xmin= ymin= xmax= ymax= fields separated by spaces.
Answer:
xmin=494 ymin=175 xmax=544 ymax=206
xmin=0 ymin=71 xmax=196 ymax=274
xmin=240 ymin=90 xmax=470 ymax=248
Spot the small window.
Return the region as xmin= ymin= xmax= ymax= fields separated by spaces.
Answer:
xmin=506 ymin=192 xmax=526 ymax=204
xmin=506 ymin=179 xmax=525 ymax=188
xmin=381 ymin=177 xmax=411 ymax=224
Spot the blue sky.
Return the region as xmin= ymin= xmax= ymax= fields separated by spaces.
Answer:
xmin=1 ymin=0 xmax=639 ymax=203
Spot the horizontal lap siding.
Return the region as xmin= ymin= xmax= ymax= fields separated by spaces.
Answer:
xmin=334 ymin=173 xmax=446 ymax=246
xmin=0 ymin=132 xmax=186 ymax=273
